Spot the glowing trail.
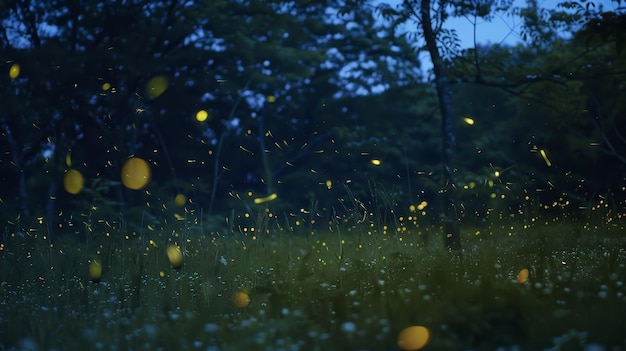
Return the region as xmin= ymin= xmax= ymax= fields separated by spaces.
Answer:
xmin=540 ymin=149 xmax=551 ymax=167
xmin=254 ymin=193 xmax=277 ymax=204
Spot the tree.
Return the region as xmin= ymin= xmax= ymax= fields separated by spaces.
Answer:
xmin=0 ymin=0 xmax=422 ymax=232
xmin=376 ymin=0 xmax=626 ymax=249
xmin=376 ymin=0 xmax=514 ymax=250
xmin=450 ymin=2 xmax=626 ymax=202
xmin=182 ymin=0 xmax=423 ymax=218
xmin=0 ymin=0 xmax=229 ymax=228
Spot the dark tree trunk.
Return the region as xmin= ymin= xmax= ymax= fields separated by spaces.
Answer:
xmin=259 ymin=104 xmax=275 ymax=195
xmin=3 ymin=126 xmax=30 ymax=216
xmin=420 ymin=0 xmax=461 ymax=250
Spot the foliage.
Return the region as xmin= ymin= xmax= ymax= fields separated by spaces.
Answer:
xmin=1 ymin=0 xmax=626 ymax=249
xmin=2 ymin=2 xmax=626 ymax=348
xmin=1 ymin=213 xmax=626 ymax=350
xmin=0 ymin=0 xmax=420 ymax=228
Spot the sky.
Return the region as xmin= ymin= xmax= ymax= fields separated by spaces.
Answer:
xmin=379 ymin=0 xmax=623 ymax=76
xmin=445 ymin=0 xmax=623 ymax=48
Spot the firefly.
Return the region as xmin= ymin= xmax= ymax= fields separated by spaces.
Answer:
xmin=254 ymin=193 xmax=277 ymax=204
xmin=516 ymin=268 xmax=529 ymax=284
xmin=89 ymin=259 xmax=102 ymax=283
xmin=196 ymin=110 xmax=209 ymax=122
xmin=167 ymin=244 xmax=183 ymax=270
xmin=397 ymin=326 xmax=431 ymax=350
xmin=539 ymin=149 xmax=551 ymax=167
xmin=9 ymin=63 xmax=20 ymax=79
xmin=231 ymin=292 xmax=250 ymax=308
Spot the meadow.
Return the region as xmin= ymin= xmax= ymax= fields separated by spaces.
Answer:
xmin=1 ymin=211 xmax=626 ymax=351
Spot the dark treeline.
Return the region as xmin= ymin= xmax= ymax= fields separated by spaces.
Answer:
xmin=1 ymin=0 xmax=625 ymax=242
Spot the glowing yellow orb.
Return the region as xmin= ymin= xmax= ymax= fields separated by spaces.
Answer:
xmin=64 ymin=169 xmax=84 ymax=195
xmin=102 ymin=82 xmax=111 ymax=91
xmin=9 ymin=63 xmax=20 ymax=79
xmin=167 ymin=244 xmax=183 ymax=269
xmin=266 ymin=95 xmax=276 ymax=103
xmin=231 ymin=292 xmax=250 ymax=308
xmin=121 ymin=157 xmax=151 ymax=190
xmin=89 ymin=259 xmax=102 ymax=282
xmin=196 ymin=109 xmax=209 ymax=122
xmin=464 ymin=117 xmax=475 ymax=125
xmin=517 ymin=268 xmax=529 ymax=284
xmin=397 ymin=326 xmax=431 ymax=350
xmin=325 ymin=180 xmax=332 ymax=189
xmin=174 ymin=193 xmax=187 ymax=207
xmin=145 ymin=75 xmax=169 ymax=98
xmin=371 ymin=159 xmax=381 ymax=166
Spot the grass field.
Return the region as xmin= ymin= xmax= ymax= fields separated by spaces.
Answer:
xmin=1 ymin=214 xmax=625 ymax=350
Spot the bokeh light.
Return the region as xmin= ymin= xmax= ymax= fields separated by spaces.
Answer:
xmin=231 ymin=292 xmax=250 ymax=308
xmin=89 ymin=259 xmax=102 ymax=282
xmin=174 ymin=193 xmax=187 ymax=207
xmin=371 ymin=159 xmax=381 ymax=166
xmin=397 ymin=325 xmax=431 ymax=350
xmin=166 ymin=244 xmax=183 ymax=269
xmin=517 ymin=268 xmax=529 ymax=284
xmin=63 ymin=169 xmax=84 ymax=195
xmin=464 ymin=117 xmax=475 ymax=125
xmin=121 ymin=157 xmax=151 ymax=190
xmin=196 ymin=109 xmax=209 ymax=122
xmin=9 ymin=63 xmax=20 ymax=79
xmin=101 ymin=82 xmax=111 ymax=91
xmin=145 ymin=75 xmax=169 ymax=98
xmin=266 ymin=95 xmax=276 ymax=103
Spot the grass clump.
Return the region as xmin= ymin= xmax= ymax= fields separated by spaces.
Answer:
xmin=1 ymin=216 xmax=625 ymax=350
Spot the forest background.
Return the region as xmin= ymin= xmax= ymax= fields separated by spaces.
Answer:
xmin=1 ymin=0 xmax=625 ymax=246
